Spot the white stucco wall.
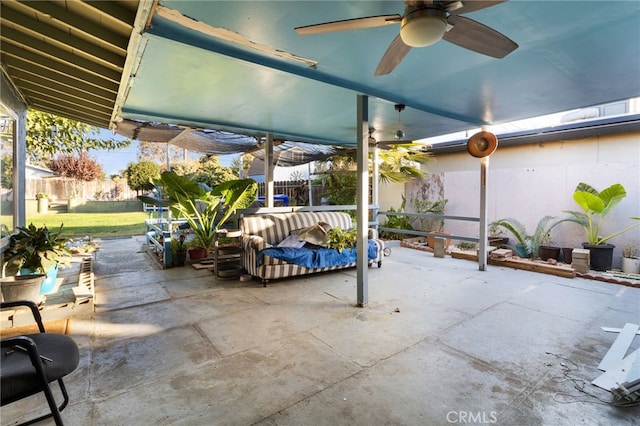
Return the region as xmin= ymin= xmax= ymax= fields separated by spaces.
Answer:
xmin=403 ymin=131 xmax=640 ymax=268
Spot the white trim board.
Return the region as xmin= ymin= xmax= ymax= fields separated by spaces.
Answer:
xmin=598 ymin=323 xmax=639 ymax=372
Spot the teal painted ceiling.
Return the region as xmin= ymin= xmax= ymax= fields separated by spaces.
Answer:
xmin=116 ymin=1 xmax=640 ymax=147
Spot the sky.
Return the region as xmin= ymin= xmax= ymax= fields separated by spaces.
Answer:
xmin=88 ymin=130 xmax=237 ymax=176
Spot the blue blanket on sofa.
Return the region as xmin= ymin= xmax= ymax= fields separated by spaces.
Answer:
xmin=257 ymin=240 xmax=378 ymax=269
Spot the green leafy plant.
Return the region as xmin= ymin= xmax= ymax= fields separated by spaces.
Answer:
xmin=328 ymin=228 xmax=357 ymax=253
xmin=490 ymin=216 xmax=568 ymax=259
xmin=139 ymin=172 xmax=257 ymax=253
xmin=379 ymin=196 xmax=413 ymax=240
xmin=564 ymin=182 xmax=640 ymax=245
xmin=171 ymin=234 xmax=188 ymax=254
xmin=35 ymin=192 xmax=49 ymax=199
xmin=2 ymin=223 xmax=71 ymax=276
xmin=412 ymin=198 xmax=448 ymax=232
xmin=456 ymin=241 xmax=477 ymax=251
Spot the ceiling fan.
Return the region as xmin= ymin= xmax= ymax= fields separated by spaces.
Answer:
xmin=295 ymin=0 xmax=518 ymax=76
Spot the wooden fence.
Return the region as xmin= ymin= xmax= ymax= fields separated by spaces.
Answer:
xmin=26 ymin=177 xmax=139 ymax=201
xmin=25 ymin=178 xmax=330 ymax=205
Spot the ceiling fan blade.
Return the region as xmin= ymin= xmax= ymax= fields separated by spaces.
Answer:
xmin=375 ymin=34 xmax=412 ymax=76
xmin=443 ymin=15 xmax=517 ymax=58
xmin=451 ymin=0 xmax=507 ymax=15
xmin=295 ymin=14 xmax=401 ymax=35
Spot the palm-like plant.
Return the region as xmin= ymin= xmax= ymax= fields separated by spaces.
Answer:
xmin=139 ymin=172 xmax=257 ymax=253
xmin=490 ymin=216 xmax=569 ymax=259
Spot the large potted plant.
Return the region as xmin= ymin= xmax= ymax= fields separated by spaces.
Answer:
xmin=564 ymin=182 xmax=640 ymax=271
xmin=1 ymin=223 xmax=71 ymax=301
xmin=139 ymin=172 xmax=257 ymax=256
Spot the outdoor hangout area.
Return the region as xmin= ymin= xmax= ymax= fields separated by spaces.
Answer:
xmin=1 ymin=235 xmax=639 ymax=425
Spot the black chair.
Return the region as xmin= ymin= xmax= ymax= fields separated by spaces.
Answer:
xmin=1 ymin=300 xmax=80 ymax=426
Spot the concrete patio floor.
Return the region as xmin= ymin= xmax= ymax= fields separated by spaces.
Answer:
xmin=2 ymin=235 xmax=639 ymax=426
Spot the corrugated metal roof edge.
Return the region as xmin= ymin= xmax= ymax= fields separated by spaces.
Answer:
xmin=425 ymin=114 xmax=640 ymax=154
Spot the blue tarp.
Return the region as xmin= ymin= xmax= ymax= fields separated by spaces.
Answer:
xmin=257 ymin=240 xmax=378 ymax=269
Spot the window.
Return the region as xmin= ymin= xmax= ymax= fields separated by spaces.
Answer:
xmin=1 ymin=103 xmax=16 ymax=242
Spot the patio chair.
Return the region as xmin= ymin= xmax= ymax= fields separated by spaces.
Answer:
xmin=1 ymin=300 xmax=80 ymax=426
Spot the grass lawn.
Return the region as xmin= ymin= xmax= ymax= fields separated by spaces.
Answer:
xmin=25 ymin=212 xmax=152 ymax=239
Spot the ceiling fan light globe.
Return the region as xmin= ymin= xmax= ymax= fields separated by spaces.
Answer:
xmin=400 ymin=9 xmax=447 ymax=48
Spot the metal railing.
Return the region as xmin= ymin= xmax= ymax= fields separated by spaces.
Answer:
xmin=377 ymin=211 xmax=480 ymax=244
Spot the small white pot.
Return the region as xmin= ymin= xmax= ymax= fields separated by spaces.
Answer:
xmin=621 ymin=257 xmax=640 ymax=274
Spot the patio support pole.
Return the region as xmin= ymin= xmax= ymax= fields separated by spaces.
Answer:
xmin=356 ymin=94 xmax=369 ymax=307
xmin=372 ymin=144 xmax=379 ymax=230
xmin=479 ymin=155 xmax=489 ymax=271
xmin=265 ymin=133 xmax=274 ymax=208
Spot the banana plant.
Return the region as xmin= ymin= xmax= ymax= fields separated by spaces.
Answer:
xmin=139 ymin=172 xmax=257 ymax=253
xmin=564 ymin=182 xmax=640 ymax=245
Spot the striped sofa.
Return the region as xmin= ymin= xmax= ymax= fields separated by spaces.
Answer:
xmin=240 ymin=211 xmax=384 ymax=284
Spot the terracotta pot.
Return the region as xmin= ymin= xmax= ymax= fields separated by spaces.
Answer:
xmin=187 ymin=247 xmax=206 ymax=260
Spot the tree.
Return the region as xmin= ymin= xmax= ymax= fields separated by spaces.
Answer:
xmin=1 ymin=153 xmax=12 ymax=189
xmin=170 ymin=159 xmax=200 ymax=177
xmin=315 ymin=145 xmax=430 ymax=205
xmin=48 ymin=152 xmax=104 ymax=181
xmin=194 ymin=155 xmax=238 ymax=188
xmin=230 ymin=153 xmax=253 ymax=178
xmin=26 ymin=110 xmax=132 ymax=163
xmin=125 ymin=161 xmax=161 ymax=194
xmin=138 ymin=141 xmax=185 ymax=165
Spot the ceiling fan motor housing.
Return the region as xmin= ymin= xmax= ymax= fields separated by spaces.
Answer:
xmin=400 ymin=7 xmax=447 ymax=47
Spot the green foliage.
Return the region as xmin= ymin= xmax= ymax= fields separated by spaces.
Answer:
xmin=379 ymin=196 xmax=413 ymax=239
xmin=315 ymin=147 xmax=429 ymax=206
xmin=490 ymin=216 xmax=570 ymax=259
xmin=230 ymin=153 xmax=253 ymax=178
xmin=170 ymin=159 xmax=200 ymax=177
xmin=125 ymin=161 xmax=161 ymax=193
xmin=564 ymin=182 xmax=640 ymax=245
xmin=456 ymin=241 xmax=477 ymax=251
xmin=1 ymin=153 xmax=12 ymax=188
xmin=2 ymin=223 xmax=71 ymax=276
xmin=35 ymin=192 xmax=49 ymax=199
xmin=194 ymin=156 xmax=238 ymax=188
xmin=328 ymin=228 xmax=357 ymax=253
xmin=412 ymin=198 xmax=448 ymax=231
xmin=47 ymin=152 xmax=104 ymax=181
xmin=139 ymin=171 xmax=257 ymax=253
xmin=26 ymin=110 xmax=132 ymax=163
xmin=171 ymin=234 xmax=188 ymax=254
xmin=137 ymin=141 xmax=186 ymax=164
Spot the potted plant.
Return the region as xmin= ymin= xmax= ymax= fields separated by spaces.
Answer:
xmin=139 ymin=172 xmax=257 ymax=257
xmin=490 ymin=216 xmax=568 ymax=260
xmin=36 ymin=192 xmax=49 ymax=214
xmin=538 ymin=231 xmax=561 ymax=261
xmin=622 ymin=245 xmax=640 ymax=274
xmin=1 ymin=223 xmax=71 ymax=301
xmin=488 ymin=222 xmax=509 ymax=247
xmin=171 ymin=234 xmax=188 ymax=267
xmin=564 ymin=182 xmax=640 ymax=271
